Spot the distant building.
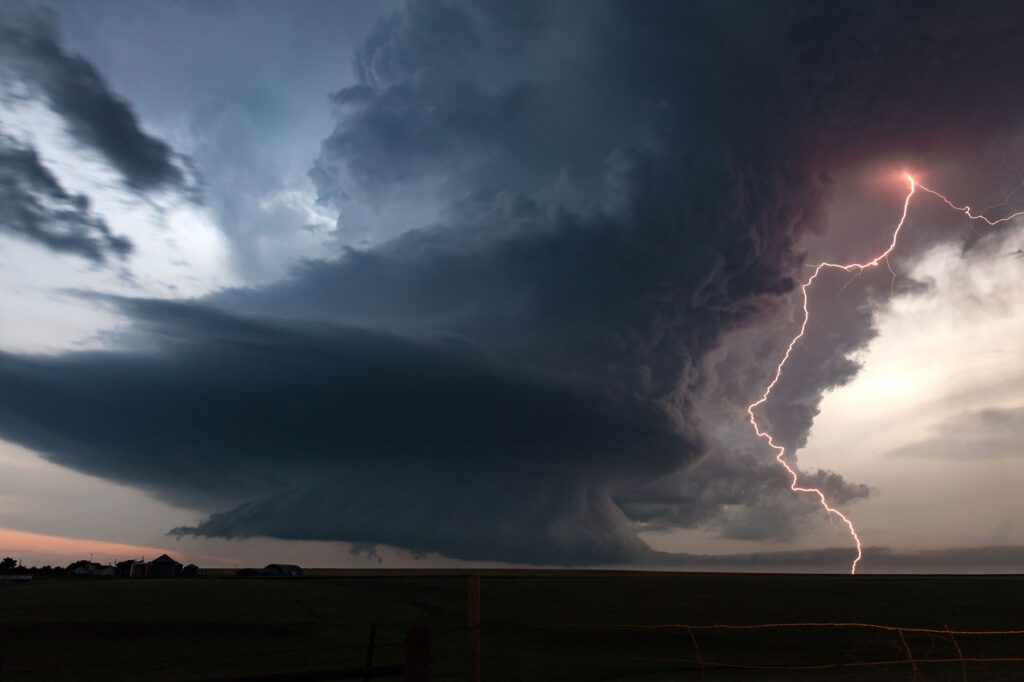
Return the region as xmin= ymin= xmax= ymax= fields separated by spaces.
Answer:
xmin=262 ymin=564 xmax=303 ymax=577
xmin=146 ymin=554 xmax=183 ymax=578
xmin=181 ymin=563 xmax=206 ymax=578
xmin=129 ymin=554 xmax=183 ymax=578
xmin=67 ymin=561 xmax=115 ymax=577
xmin=115 ymin=559 xmax=138 ymax=578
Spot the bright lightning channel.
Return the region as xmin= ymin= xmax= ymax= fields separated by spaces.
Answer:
xmin=747 ymin=172 xmax=1024 ymax=575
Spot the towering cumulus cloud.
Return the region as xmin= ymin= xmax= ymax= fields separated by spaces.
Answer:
xmin=2 ymin=1 xmax=1024 ymax=563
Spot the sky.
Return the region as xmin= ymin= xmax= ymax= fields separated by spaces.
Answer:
xmin=0 ymin=0 xmax=1023 ymax=573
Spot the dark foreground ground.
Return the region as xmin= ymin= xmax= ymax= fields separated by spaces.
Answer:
xmin=1 ymin=571 xmax=1022 ymax=681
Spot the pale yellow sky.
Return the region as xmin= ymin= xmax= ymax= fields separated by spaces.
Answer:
xmin=800 ymin=227 xmax=1024 ymax=552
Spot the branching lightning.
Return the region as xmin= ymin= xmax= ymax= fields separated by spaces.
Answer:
xmin=747 ymin=172 xmax=1024 ymax=575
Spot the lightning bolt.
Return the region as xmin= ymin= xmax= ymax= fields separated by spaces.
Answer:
xmin=747 ymin=172 xmax=1024 ymax=575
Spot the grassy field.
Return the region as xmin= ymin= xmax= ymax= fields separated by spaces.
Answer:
xmin=1 ymin=571 xmax=1023 ymax=680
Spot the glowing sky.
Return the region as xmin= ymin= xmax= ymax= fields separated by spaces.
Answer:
xmin=1 ymin=0 xmax=1023 ymax=572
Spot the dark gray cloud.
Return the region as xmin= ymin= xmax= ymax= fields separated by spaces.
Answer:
xmin=0 ymin=133 xmax=131 ymax=262
xmin=0 ymin=296 xmax=686 ymax=563
xmin=0 ymin=4 xmax=188 ymax=193
xmin=617 ymin=445 xmax=870 ymax=542
xmin=1 ymin=1 xmax=1024 ymax=564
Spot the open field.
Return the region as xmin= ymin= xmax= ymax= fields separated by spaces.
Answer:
xmin=2 ymin=571 xmax=1023 ymax=680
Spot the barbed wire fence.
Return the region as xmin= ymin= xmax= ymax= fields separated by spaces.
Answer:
xmin=511 ymin=620 xmax=1024 ymax=679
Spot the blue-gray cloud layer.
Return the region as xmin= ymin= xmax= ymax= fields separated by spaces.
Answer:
xmin=2 ymin=0 xmax=1024 ymax=563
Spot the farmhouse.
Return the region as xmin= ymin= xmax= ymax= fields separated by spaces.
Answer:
xmin=67 ymin=561 xmax=115 ymax=577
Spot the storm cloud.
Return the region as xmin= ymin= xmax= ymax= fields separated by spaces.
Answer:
xmin=0 ymin=296 xmax=686 ymax=563
xmin=0 ymin=133 xmax=131 ymax=262
xmin=0 ymin=4 xmax=188 ymax=193
xmin=2 ymin=1 xmax=1024 ymax=563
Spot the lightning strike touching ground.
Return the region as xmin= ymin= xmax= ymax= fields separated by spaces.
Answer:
xmin=747 ymin=173 xmax=1024 ymax=575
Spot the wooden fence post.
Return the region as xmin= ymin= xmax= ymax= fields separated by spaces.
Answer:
xmin=468 ymin=574 xmax=481 ymax=682
xmin=896 ymin=628 xmax=919 ymax=682
xmin=405 ymin=625 xmax=431 ymax=682
xmin=363 ymin=623 xmax=377 ymax=682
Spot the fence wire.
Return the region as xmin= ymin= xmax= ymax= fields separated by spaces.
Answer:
xmin=514 ymin=620 xmax=1024 ymax=678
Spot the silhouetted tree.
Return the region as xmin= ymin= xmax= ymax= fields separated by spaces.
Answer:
xmin=0 ymin=557 xmax=17 ymax=573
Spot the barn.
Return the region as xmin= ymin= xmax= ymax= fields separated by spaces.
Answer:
xmin=146 ymin=554 xmax=183 ymax=578
xmin=129 ymin=554 xmax=183 ymax=578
